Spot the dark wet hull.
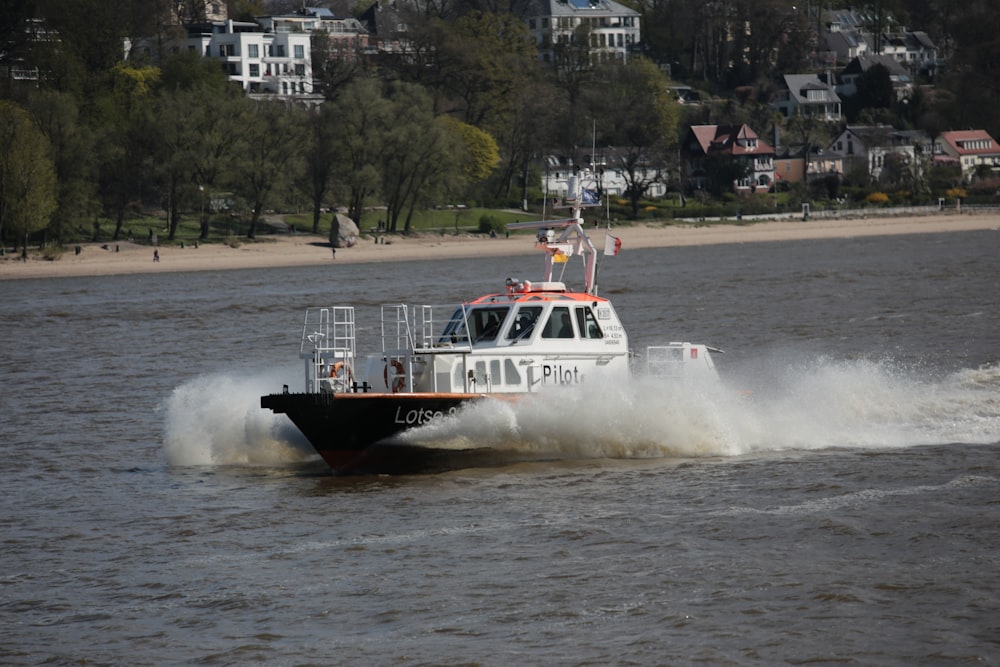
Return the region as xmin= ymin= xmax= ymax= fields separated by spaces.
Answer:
xmin=261 ymin=391 xmax=519 ymax=474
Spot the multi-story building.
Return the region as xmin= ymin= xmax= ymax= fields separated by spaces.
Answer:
xmin=258 ymin=8 xmax=370 ymax=63
xmin=129 ymin=7 xmax=373 ymax=100
xmin=826 ymin=125 xmax=933 ymax=183
xmin=526 ymin=0 xmax=640 ymax=65
xmin=181 ymin=20 xmax=315 ymax=98
xmin=682 ymin=125 xmax=776 ymax=193
xmin=773 ymin=74 xmax=842 ymax=121
xmin=838 ymin=53 xmax=913 ymax=101
xmin=935 ymin=130 xmax=1000 ymax=182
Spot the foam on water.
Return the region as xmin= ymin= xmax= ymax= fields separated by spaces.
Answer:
xmin=404 ymin=358 xmax=1000 ymax=459
xmin=162 ymin=360 xmax=1000 ymax=467
xmin=162 ymin=369 xmax=316 ymax=466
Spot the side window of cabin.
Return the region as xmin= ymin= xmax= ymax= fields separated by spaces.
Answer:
xmin=472 ymin=307 xmax=509 ymax=343
xmin=542 ymin=306 xmax=574 ymax=338
xmin=506 ymin=306 xmax=543 ymax=340
xmin=576 ymin=306 xmax=603 ymax=339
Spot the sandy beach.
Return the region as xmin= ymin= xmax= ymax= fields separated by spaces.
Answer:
xmin=2 ymin=211 xmax=998 ymax=281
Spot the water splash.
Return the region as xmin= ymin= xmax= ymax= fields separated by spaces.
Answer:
xmin=162 ymin=360 xmax=1000 ymax=468
xmin=403 ymin=359 xmax=1000 ymax=460
xmin=162 ymin=370 xmax=316 ymax=466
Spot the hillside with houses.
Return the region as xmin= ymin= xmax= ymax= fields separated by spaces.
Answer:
xmin=2 ymin=0 xmax=999 ymax=251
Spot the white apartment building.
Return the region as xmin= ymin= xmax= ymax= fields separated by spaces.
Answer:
xmin=183 ymin=20 xmax=314 ymax=97
xmin=527 ymin=0 xmax=640 ymax=65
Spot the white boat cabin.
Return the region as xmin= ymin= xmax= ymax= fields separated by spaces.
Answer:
xmin=299 ymin=278 xmax=631 ymax=396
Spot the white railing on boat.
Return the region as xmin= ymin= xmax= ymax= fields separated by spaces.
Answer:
xmin=299 ymin=307 xmax=355 ymax=393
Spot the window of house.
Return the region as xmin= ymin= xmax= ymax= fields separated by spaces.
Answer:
xmin=275 ymin=44 xmax=286 ymax=57
xmin=294 ymin=44 xmax=304 ymax=58
xmin=249 ymin=63 xmax=259 ymax=77
xmin=248 ymin=44 xmax=258 ymax=58
xmin=295 ymin=64 xmax=305 ymax=76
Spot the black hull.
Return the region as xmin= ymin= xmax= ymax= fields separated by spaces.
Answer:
xmin=261 ymin=392 xmax=494 ymax=474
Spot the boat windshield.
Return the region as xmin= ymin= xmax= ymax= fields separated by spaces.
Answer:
xmin=439 ymin=306 xmax=511 ymax=344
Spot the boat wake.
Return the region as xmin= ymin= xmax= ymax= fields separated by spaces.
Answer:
xmin=163 ymin=360 xmax=1000 ymax=469
xmin=162 ymin=370 xmax=317 ymax=467
xmin=400 ymin=357 xmax=1000 ymax=459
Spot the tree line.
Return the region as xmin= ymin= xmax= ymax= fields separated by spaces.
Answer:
xmin=2 ymin=0 xmax=998 ymax=253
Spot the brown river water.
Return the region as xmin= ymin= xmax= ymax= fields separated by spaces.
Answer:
xmin=2 ymin=229 xmax=999 ymax=665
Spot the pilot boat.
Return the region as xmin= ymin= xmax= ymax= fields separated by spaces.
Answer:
xmin=261 ymin=178 xmax=720 ymax=474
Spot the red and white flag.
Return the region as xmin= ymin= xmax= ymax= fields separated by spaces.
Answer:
xmin=604 ymin=234 xmax=622 ymax=256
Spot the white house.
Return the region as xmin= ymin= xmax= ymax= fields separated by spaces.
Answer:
xmin=526 ymin=0 xmax=640 ymax=65
xmin=826 ymin=125 xmax=932 ymax=182
xmin=540 ymin=151 xmax=667 ymax=203
xmin=773 ymin=74 xmax=842 ymax=121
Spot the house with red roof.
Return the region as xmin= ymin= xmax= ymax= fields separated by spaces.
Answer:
xmin=681 ymin=124 xmax=776 ymax=193
xmin=935 ymin=130 xmax=1000 ymax=182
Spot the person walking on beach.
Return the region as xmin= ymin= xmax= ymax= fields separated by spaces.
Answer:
xmin=153 ymin=249 xmax=159 ymax=262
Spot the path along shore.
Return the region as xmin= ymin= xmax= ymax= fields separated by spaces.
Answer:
xmin=2 ymin=212 xmax=998 ymax=281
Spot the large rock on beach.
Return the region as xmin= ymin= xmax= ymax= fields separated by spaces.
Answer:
xmin=330 ymin=213 xmax=359 ymax=248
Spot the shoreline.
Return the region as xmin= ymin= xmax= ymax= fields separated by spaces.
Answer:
xmin=2 ymin=211 xmax=998 ymax=281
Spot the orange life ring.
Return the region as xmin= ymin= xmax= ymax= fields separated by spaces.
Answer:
xmin=383 ymin=359 xmax=406 ymax=393
xmin=329 ymin=361 xmax=353 ymax=386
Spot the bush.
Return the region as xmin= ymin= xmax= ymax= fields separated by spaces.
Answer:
xmin=866 ymin=191 xmax=889 ymax=206
xmin=477 ymin=214 xmax=503 ymax=235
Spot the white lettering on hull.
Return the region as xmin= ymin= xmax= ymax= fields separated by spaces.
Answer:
xmin=394 ymin=405 xmax=459 ymax=425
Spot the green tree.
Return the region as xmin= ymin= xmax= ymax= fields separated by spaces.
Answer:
xmin=326 ymin=78 xmax=392 ymax=225
xmin=784 ymin=113 xmax=834 ymax=182
xmin=186 ymin=86 xmax=245 ymax=239
xmin=550 ymin=21 xmax=597 ymax=138
xmin=302 ymin=108 xmax=332 ymax=235
xmin=727 ymin=0 xmax=813 ymax=88
xmin=440 ymin=116 xmax=500 ymax=183
xmin=24 ymin=89 xmax=99 ymax=243
xmin=34 ymin=0 xmax=133 ymax=89
xmin=144 ymin=89 xmax=196 ymax=240
xmin=701 ymin=151 xmax=750 ymax=196
xmin=94 ymin=63 xmax=161 ymax=240
xmin=939 ymin=0 xmax=1000 ymax=138
xmin=492 ymin=78 xmax=567 ymax=206
xmin=229 ymin=100 xmax=303 ymax=239
xmin=0 ymin=101 xmax=57 ymax=257
xmin=585 ymin=57 xmax=681 ymax=217
xmin=396 ymin=9 xmax=538 ymax=138
xmin=380 ymin=82 xmax=465 ymax=232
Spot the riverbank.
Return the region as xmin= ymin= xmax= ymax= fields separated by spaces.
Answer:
xmin=2 ymin=211 xmax=998 ymax=280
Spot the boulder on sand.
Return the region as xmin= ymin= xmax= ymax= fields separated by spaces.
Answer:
xmin=330 ymin=213 xmax=359 ymax=248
